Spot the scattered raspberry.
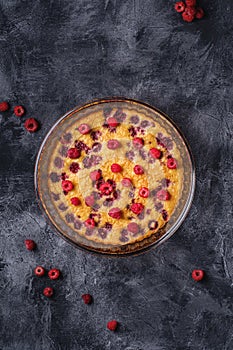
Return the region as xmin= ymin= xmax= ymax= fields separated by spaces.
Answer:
xmin=192 ymin=269 xmax=204 ymax=281
xmin=43 ymin=287 xmax=54 ymax=297
xmin=107 ymin=320 xmax=118 ymax=331
xmin=85 ymin=195 xmax=95 ymax=207
xmin=156 ymin=189 xmax=171 ymax=201
xmin=34 ymin=266 xmax=45 ymax=277
xmin=149 ymin=148 xmax=162 ymax=159
xmin=127 ymin=222 xmax=139 ymax=234
xmin=90 ymin=170 xmax=102 ymax=181
xmin=139 ymin=187 xmax=149 ymax=198
xmin=61 ymin=180 xmax=74 ymax=192
xmin=69 ymin=162 xmax=80 ymax=173
xmin=107 ymin=139 xmax=120 ymax=150
xmin=111 ymin=163 xmax=122 ymax=173
xmin=108 ymin=207 xmax=122 ymax=219
xmin=85 ymin=218 xmax=96 ymax=228
xmin=99 ymin=182 xmax=113 ymax=195
xmin=67 ymin=148 xmax=80 ymax=159
xmin=195 ymin=7 xmax=204 ymax=19
xmin=107 ymin=117 xmax=119 ymax=127
xmin=182 ymin=6 xmax=196 ymax=22
xmin=0 ymin=101 xmax=9 ymax=112
xmin=14 ymin=105 xmax=25 ymax=117
xmin=133 ymin=137 xmax=144 ymax=149
xmin=24 ymin=239 xmax=36 ymax=251
xmin=70 ymin=197 xmax=81 ymax=206
xmin=24 ymin=118 xmax=39 ymax=132
xmin=122 ymin=178 xmax=132 ymax=187
xmin=130 ymin=203 xmax=144 ymax=215
xmin=167 ymin=158 xmax=177 ymax=169
xmin=174 ymin=1 xmax=185 ymax=12
xmin=48 ymin=268 xmax=60 ymax=280
xmin=78 ymin=123 xmax=90 ymax=134
xmin=82 ymin=293 xmax=92 ymax=304
xmin=134 ymin=165 xmax=144 ymax=175
xmin=185 ymin=0 xmax=196 ymax=6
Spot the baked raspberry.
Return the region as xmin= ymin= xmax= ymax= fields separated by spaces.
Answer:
xmin=82 ymin=293 xmax=92 ymax=304
xmin=182 ymin=6 xmax=196 ymax=22
xmin=111 ymin=163 xmax=122 ymax=173
xmin=14 ymin=105 xmax=25 ymax=117
xmin=61 ymin=180 xmax=74 ymax=192
xmin=156 ymin=189 xmax=171 ymax=201
xmin=107 ymin=117 xmax=119 ymax=127
xmin=85 ymin=218 xmax=96 ymax=228
xmin=139 ymin=187 xmax=149 ymax=198
xmin=167 ymin=158 xmax=177 ymax=169
xmin=149 ymin=148 xmax=162 ymax=159
xmin=134 ymin=165 xmax=144 ymax=175
xmin=67 ymin=148 xmax=80 ymax=159
xmin=130 ymin=203 xmax=144 ymax=215
xmin=43 ymin=287 xmax=54 ymax=297
xmin=69 ymin=162 xmax=80 ymax=173
xmin=108 ymin=207 xmax=122 ymax=219
xmin=90 ymin=170 xmax=101 ymax=181
xmin=185 ymin=0 xmax=196 ymax=6
xmin=0 ymin=101 xmax=9 ymax=112
xmin=133 ymin=137 xmax=144 ymax=149
xmin=192 ymin=269 xmax=204 ymax=281
xmin=34 ymin=266 xmax=45 ymax=277
xmin=24 ymin=118 xmax=39 ymax=132
xmin=48 ymin=268 xmax=60 ymax=280
xmin=78 ymin=123 xmax=90 ymax=134
xmin=195 ymin=7 xmax=204 ymax=19
xmin=85 ymin=195 xmax=95 ymax=207
xmin=99 ymin=182 xmax=113 ymax=195
xmin=127 ymin=222 xmax=139 ymax=234
xmin=174 ymin=1 xmax=185 ymax=12
xmin=122 ymin=178 xmax=132 ymax=187
xmin=24 ymin=239 xmax=36 ymax=250
xmin=70 ymin=197 xmax=81 ymax=206
xmin=107 ymin=139 xmax=120 ymax=149
xmin=107 ymin=320 xmax=118 ymax=331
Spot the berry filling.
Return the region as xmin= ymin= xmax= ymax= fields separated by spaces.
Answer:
xmin=85 ymin=218 xmax=96 ymax=228
xmin=85 ymin=195 xmax=95 ymax=207
xmin=70 ymin=197 xmax=81 ymax=206
xmin=69 ymin=162 xmax=80 ymax=173
xmin=149 ymin=148 xmax=162 ymax=159
xmin=156 ymin=189 xmax=171 ymax=201
xmin=90 ymin=169 xmax=102 ymax=181
xmin=107 ymin=139 xmax=120 ymax=150
xmin=67 ymin=148 xmax=80 ymax=159
xmin=78 ymin=123 xmax=90 ymax=134
xmin=134 ymin=165 xmax=144 ymax=175
xmin=127 ymin=222 xmax=139 ymax=234
xmin=167 ymin=158 xmax=177 ymax=169
xmin=122 ymin=178 xmax=132 ymax=187
xmin=111 ymin=163 xmax=122 ymax=173
xmin=106 ymin=117 xmax=119 ymax=128
xmin=61 ymin=180 xmax=74 ymax=192
xmin=99 ymin=182 xmax=113 ymax=195
xmin=139 ymin=187 xmax=149 ymax=198
xmin=130 ymin=203 xmax=144 ymax=215
xmin=133 ymin=137 xmax=144 ymax=149
xmin=108 ymin=207 xmax=122 ymax=219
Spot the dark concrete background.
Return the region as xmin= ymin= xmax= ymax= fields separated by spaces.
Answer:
xmin=0 ymin=1 xmax=232 ymax=349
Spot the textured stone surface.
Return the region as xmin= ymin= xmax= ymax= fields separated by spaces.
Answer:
xmin=0 ymin=0 xmax=233 ymax=349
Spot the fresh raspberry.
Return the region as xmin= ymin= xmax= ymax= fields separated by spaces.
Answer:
xmin=99 ymin=182 xmax=113 ymax=195
xmin=139 ymin=187 xmax=149 ymax=198
xmin=133 ymin=137 xmax=144 ymax=149
xmin=48 ymin=268 xmax=60 ymax=280
xmin=82 ymin=293 xmax=92 ymax=304
xmin=167 ymin=158 xmax=177 ymax=169
xmin=43 ymin=287 xmax=54 ymax=297
xmin=0 ymin=101 xmax=9 ymax=112
xmin=149 ymin=148 xmax=162 ymax=159
xmin=107 ymin=139 xmax=120 ymax=149
xmin=67 ymin=148 xmax=80 ymax=159
xmin=122 ymin=178 xmax=132 ymax=187
xmin=134 ymin=165 xmax=144 ymax=175
xmin=111 ymin=163 xmax=122 ymax=173
xmin=90 ymin=169 xmax=102 ymax=181
xmin=130 ymin=203 xmax=144 ymax=215
xmin=192 ymin=269 xmax=204 ymax=281
xmin=34 ymin=266 xmax=45 ymax=277
xmin=78 ymin=123 xmax=90 ymax=134
xmin=24 ymin=118 xmax=39 ymax=132
xmin=107 ymin=117 xmax=119 ymax=127
xmin=185 ymin=0 xmax=196 ymax=6
xmin=85 ymin=195 xmax=95 ymax=207
xmin=24 ymin=239 xmax=36 ymax=250
xmin=14 ymin=105 xmax=25 ymax=117
xmin=195 ymin=7 xmax=204 ymax=19
xmin=156 ymin=189 xmax=171 ymax=201
xmin=70 ymin=197 xmax=81 ymax=206
xmin=85 ymin=218 xmax=96 ymax=228
xmin=174 ymin=1 xmax=186 ymax=12
xmin=127 ymin=222 xmax=139 ymax=234
xmin=108 ymin=207 xmax=122 ymax=219
xmin=61 ymin=180 xmax=74 ymax=192
xmin=107 ymin=320 xmax=118 ymax=331
xmin=182 ymin=6 xmax=196 ymax=22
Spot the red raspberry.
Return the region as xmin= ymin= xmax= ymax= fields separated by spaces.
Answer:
xmin=69 ymin=162 xmax=80 ymax=173
xmin=70 ymin=197 xmax=81 ymax=206
xmin=85 ymin=218 xmax=96 ymax=228
xmin=48 ymin=268 xmax=60 ymax=280
xmin=107 ymin=320 xmax=118 ymax=331
xmin=82 ymin=293 xmax=92 ymax=304
xmin=90 ymin=170 xmax=102 ymax=181
xmin=185 ymin=0 xmax=196 ymax=6
xmin=130 ymin=203 xmax=144 ymax=215
xmin=192 ymin=269 xmax=204 ymax=281
xmin=111 ymin=163 xmax=122 ymax=173
xmin=127 ymin=222 xmax=139 ymax=234
xmin=34 ymin=266 xmax=45 ymax=277
xmin=24 ymin=118 xmax=39 ymax=132
xmin=156 ymin=189 xmax=171 ymax=201
xmin=107 ymin=139 xmax=120 ymax=149
xmin=174 ymin=1 xmax=185 ymax=13
xmin=43 ymin=287 xmax=54 ymax=297
xmin=85 ymin=195 xmax=95 ymax=207
xmin=195 ymin=7 xmax=204 ymax=19
xmin=133 ymin=137 xmax=144 ymax=149
xmin=149 ymin=148 xmax=162 ymax=159
xmin=0 ymin=101 xmax=9 ymax=112
xmin=108 ymin=207 xmax=122 ymax=219
xmin=139 ymin=187 xmax=149 ymax=198
xmin=167 ymin=158 xmax=177 ymax=169
xmin=78 ymin=123 xmax=90 ymax=134
xmin=107 ymin=117 xmax=119 ymax=127
xmin=121 ymin=178 xmax=132 ymax=187
xmin=61 ymin=180 xmax=74 ymax=192
xmin=14 ymin=105 xmax=25 ymax=117
xmin=182 ymin=6 xmax=196 ymax=22
xmin=67 ymin=148 xmax=80 ymax=159
xmin=99 ymin=182 xmax=113 ymax=195
xmin=134 ymin=165 xmax=144 ymax=175
xmin=24 ymin=239 xmax=36 ymax=250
